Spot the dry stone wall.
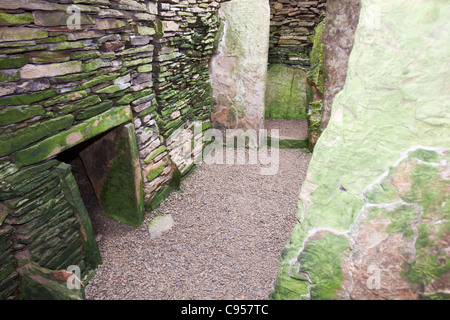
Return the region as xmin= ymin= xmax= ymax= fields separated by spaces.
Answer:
xmin=154 ymin=0 xmax=222 ymax=177
xmin=269 ymin=0 xmax=326 ymax=67
xmin=0 ymin=0 xmax=225 ymax=299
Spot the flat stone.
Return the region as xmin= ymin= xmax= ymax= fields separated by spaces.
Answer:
xmin=96 ymin=18 xmax=126 ymax=30
xmin=33 ymin=11 xmax=95 ymax=26
xmin=148 ymin=215 xmax=174 ymax=240
xmin=20 ymin=61 xmax=82 ymax=79
xmin=211 ymin=0 xmax=270 ymax=133
xmin=0 ymin=13 xmax=34 ymax=26
xmin=0 ymin=27 xmax=48 ymax=42
xmin=15 ymin=106 xmax=132 ymax=166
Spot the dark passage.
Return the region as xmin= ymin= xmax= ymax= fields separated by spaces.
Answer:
xmin=56 ymin=141 xmax=104 ymax=238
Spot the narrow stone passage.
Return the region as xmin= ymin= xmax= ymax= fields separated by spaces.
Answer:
xmin=85 ymin=148 xmax=311 ymax=300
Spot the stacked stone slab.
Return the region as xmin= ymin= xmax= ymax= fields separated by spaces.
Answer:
xmin=0 ymin=159 xmax=100 ymax=299
xmin=154 ymin=0 xmax=223 ymax=176
xmin=269 ymin=0 xmax=326 ymax=67
xmin=0 ymin=0 xmax=225 ymax=299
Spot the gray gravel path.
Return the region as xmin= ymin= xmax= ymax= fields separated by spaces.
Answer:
xmin=85 ymin=148 xmax=311 ymax=300
xmin=265 ymin=119 xmax=309 ymax=139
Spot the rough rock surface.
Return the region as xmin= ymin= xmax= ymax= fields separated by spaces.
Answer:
xmin=272 ymin=0 xmax=450 ymax=300
xmin=211 ymin=0 xmax=270 ymax=132
xmin=321 ymin=0 xmax=361 ymax=130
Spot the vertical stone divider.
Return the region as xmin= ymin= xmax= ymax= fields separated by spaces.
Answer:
xmin=55 ymin=163 xmax=101 ymax=269
xmin=79 ymin=124 xmax=145 ymax=227
xmin=210 ymin=0 xmax=271 ymax=138
xmin=321 ymin=0 xmax=361 ymax=131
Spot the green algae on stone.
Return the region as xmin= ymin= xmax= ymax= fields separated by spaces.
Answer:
xmin=57 ymin=95 xmax=101 ymax=114
xmin=97 ymin=124 xmax=145 ymax=227
xmin=15 ymin=106 xmax=132 ymax=166
xmin=145 ymin=185 xmax=171 ymax=211
xmin=0 ymin=105 xmax=44 ymax=126
xmin=265 ymin=64 xmax=307 ymax=120
xmin=75 ymin=100 xmax=114 ymax=120
xmin=146 ymin=164 xmax=164 ymax=182
xmin=0 ymin=115 xmax=74 ymax=157
xmin=273 ymin=0 xmax=450 ymax=300
xmin=307 ymin=19 xmax=325 ymax=95
xmin=0 ymin=55 xmax=28 ymax=69
xmin=0 ymin=27 xmax=48 ymax=42
xmin=18 ymin=262 xmax=84 ymax=300
xmin=0 ymin=89 xmax=57 ymax=106
xmin=80 ymin=73 xmax=119 ymax=89
xmin=43 ymin=90 xmax=89 ymax=108
xmin=0 ymin=13 xmax=33 ymax=26
xmin=0 ymin=69 xmax=20 ymax=82
xmin=144 ymin=146 xmax=167 ymax=164
xmin=297 ymin=233 xmax=349 ymax=300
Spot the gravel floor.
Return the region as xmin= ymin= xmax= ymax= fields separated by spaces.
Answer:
xmin=265 ymin=119 xmax=309 ymax=139
xmin=84 ymin=148 xmax=311 ymax=300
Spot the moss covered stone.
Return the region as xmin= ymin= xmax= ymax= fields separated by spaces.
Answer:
xmin=0 ymin=114 xmax=74 ymax=157
xmin=0 ymin=27 xmax=48 ymax=42
xmin=0 ymin=89 xmax=57 ymax=107
xmin=273 ymin=0 xmax=450 ymax=300
xmin=143 ymin=146 xmax=167 ymax=164
xmin=265 ymin=64 xmax=307 ymax=120
xmin=75 ymin=100 xmax=113 ymax=120
xmin=0 ymin=70 xmax=20 ymax=82
xmin=15 ymin=106 xmax=132 ymax=166
xmin=0 ymin=105 xmax=44 ymax=126
xmin=97 ymin=124 xmax=145 ymax=226
xmin=307 ymin=19 xmax=325 ymax=95
xmin=57 ymin=95 xmax=101 ymax=114
xmin=0 ymin=55 xmax=28 ymax=70
xmin=145 ymin=185 xmax=171 ymax=211
xmin=0 ymin=13 xmax=34 ymax=26
xmin=146 ymin=164 xmax=164 ymax=182
xmin=77 ymin=123 xmax=145 ymax=227
xmin=80 ymin=73 xmax=119 ymax=89
xmin=18 ymin=262 xmax=84 ymax=300
xmin=297 ymin=233 xmax=349 ymax=299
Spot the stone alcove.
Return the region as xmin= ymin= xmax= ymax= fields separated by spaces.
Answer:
xmin=56 ymin=123 xmax=145 ymax=228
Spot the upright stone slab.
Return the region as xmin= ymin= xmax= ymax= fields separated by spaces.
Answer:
xmin=272 ymin=0 xmax=450 ymax=300
xmin=210 ymin=0 xmax=270 ymax=135
xmin=265 ymin=64 xmax=307 ymax=120
xmin=321 ymin=0 xmax=361 ymax=131
xmin=80 ymin=124 xmax=145 ymax=227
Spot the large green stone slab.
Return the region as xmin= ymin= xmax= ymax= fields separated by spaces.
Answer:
xmin=56 ymin=163 xmax=101 ymax=269
xmin=15 ymin=106 xmax=132 ymax=166
xmin=0 ymin=115 xmax=74 ymax=157
xmin=17 ymin=262 xmax=84 ymax=300
xmin=79 ymin=124 xmax=145 ymax=227
xmin=210 ymin=0 xmax=270 ymax=132
xmin=265 ymin=64 xmax=307 ymax=120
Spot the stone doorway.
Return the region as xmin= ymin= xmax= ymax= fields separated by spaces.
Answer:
xmin=56 ymin=124 xmax=145 ymax=229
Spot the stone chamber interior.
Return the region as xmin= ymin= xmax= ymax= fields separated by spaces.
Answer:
xmin=0 ymin=0 xmax=449 ymax=300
